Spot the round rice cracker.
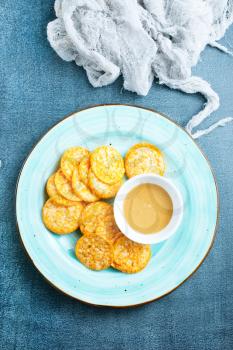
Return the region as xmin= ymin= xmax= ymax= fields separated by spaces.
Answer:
xmin=72 ymin=167 xmax=99 ymax=203
xmin=95 ymin=214 xmax=123 ymax=244
xmin=125 ymin=142 xmax=165 ymax=178
xmin=55 ymin=169 xmax=81 ymax=201
xmin=42 ymin=198 xmax=84 ymax=234
xmin=112 ymin=236 xmax=151 ymax=273
xmin=75 ymin=234 xmax=113 ymax=271
xmin=88 ymin=170 xmax=122 ymax=199
xmin=80 ymin=201 xmax=113 ymax=235
xmin=90 ymin=146 xmax=125 ymax=185
xmin=46 ymin=173 xmax=59 ymax=197
xmin=50 ymin=194 xmax=84 ymax=207
xmin=78 ymin=155 xmax=90 ymax=186
xmin=61 ymin=146 xmax=89 ymax=181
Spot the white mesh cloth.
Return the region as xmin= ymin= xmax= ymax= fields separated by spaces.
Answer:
xmin=47 ymin=0 xmax=233 ymax=138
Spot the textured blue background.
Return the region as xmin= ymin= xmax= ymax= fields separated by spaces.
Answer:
xmin=1 ymin=1 xmax=233 ymax=349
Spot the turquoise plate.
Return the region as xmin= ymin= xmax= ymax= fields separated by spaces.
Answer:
xmin=16 ymin=105 xmax=218 ymax=307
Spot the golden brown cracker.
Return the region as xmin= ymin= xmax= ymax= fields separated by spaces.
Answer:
xmin=90 ymin=146 xmax=125 ymax=185
xmin=75 ymin=234 xmax=113 ymax=270
xmin=95 ymin=214 xmax=122 ymax=244
xmin=88 ymin=170 xmax=122 ymax=199
xmin=55 ymin=169 xmax=81 ymax=201
xmin=125 ymin=142 xmax=165 ymax=178
xmin=50 ymin=195 xmax=83 ymax=207
xmin=42 ymin=198 xmax=84 ymax=234
xmin=61 ymin=146 xmax=89 ymax=180
xmin=112 ymin=236 xmax=151 ymax=273
xmin=46 ymin=173 xmax=59 ymax=197
xmin=80 ymin=201 xmax=113 ymax=235
xmin=72 ymin=167 xmax=99 ymax=203
xmin=78 ymin=155 xmax=90 ymax=186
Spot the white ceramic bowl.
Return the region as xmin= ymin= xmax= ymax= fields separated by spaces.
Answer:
xmin=114 ymin=174 xmax=183 ymax=244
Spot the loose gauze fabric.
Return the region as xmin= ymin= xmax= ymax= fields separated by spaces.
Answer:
xmin=47 ymin=0 xmax=233 ymax=138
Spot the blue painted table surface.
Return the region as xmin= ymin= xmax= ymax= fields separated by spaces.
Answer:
xmin=0 ymin=1 xmax=233 ymax=349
